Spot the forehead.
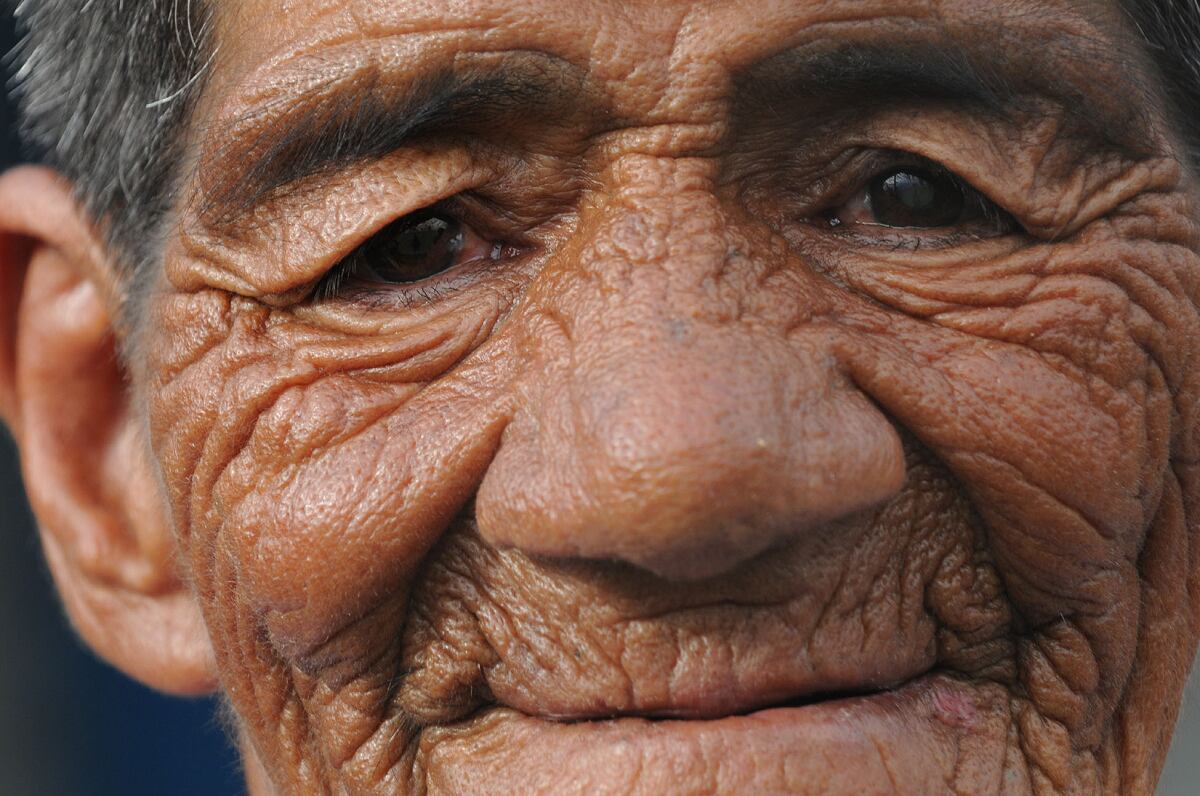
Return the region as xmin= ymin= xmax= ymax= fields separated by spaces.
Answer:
xmin=207 ymin=0 xmax=1133 ymax=112
xmin=188 ymin=0 xmax=1154 ymax=215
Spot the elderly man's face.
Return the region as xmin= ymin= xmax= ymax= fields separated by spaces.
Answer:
xmin=3 ymin=0 xmax=1200 ymax=792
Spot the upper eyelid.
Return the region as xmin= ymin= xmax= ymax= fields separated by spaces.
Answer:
xmin=179 ymin=149 xmax=498 ymax=307
xmin=840 ymin=153 xmax=973 ymax=198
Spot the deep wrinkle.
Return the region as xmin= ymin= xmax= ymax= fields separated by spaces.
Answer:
xmin=198 ymin=51 xmax=592 ymax=229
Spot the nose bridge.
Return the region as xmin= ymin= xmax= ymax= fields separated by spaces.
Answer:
xmin=474 ymin=155 xmax=906 ymax=580
xmin=506 ymin=153 xmax=795 ymax=524
xmin=577 ymin=155 xmax=743 ymax=307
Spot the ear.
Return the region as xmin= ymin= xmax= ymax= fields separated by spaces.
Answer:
xmin=0 ymin=166 xmax=217 ymax=695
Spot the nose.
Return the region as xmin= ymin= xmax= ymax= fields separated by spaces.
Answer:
xmin=475 ymin=158 xmax=905 ymax=581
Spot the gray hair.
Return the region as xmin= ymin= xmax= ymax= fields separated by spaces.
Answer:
xmin=10 ymin=0 xmax=213 ymax=297
xmin=1124 ymin=0 xmax=1200 ymax=160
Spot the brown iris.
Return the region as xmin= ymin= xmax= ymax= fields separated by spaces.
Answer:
xmin=866 ymin=168 xmax=966 ymax=228
xmin=355 ymin=210 xmax=467 ymax=283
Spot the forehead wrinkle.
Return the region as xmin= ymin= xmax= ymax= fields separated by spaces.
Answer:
xmin=182 ymin=0 xmax=1176 ymax=243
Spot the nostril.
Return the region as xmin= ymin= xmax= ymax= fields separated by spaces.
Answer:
xmin=475 ymin=297 xmax=907 ymax=582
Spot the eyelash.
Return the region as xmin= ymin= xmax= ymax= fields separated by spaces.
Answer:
xmin=811 ymin=152 xmax=1020 ymax=245
xmin=312 ymin=199 xmax=519 ymax=307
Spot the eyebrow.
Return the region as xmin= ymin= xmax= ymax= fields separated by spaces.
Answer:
xmin=735 ymin=31 xmax=1158 ymax=158
xmin=198 ymin=51 xmax=587 ymax=227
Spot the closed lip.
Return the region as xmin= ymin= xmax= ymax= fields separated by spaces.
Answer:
xmin=415 ymin=672 xmax=991 ymax=793
xmin=484 ymin=651 xmax=937 ymax=723
xmin=524 ymin=673 xmax=933 ymax=723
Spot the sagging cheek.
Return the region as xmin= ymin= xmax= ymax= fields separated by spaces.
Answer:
xmin=828 ymin=186 xmax=1199 ymax=534
xmin=142 ymin=284 xmax=515 ymax=658
xmin=817 ymin=187 xmax=1200 ymax=732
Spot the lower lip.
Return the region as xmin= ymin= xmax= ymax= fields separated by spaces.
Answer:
xmin=417 ymin=673 xmax=1011 ymax=794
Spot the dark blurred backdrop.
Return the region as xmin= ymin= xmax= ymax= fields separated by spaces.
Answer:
xmin=0 ymin=8 xmax=242 ymax=795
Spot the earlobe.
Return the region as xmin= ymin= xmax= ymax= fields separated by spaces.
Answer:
xmin=0 ymin=166 xmax=217 ymax=695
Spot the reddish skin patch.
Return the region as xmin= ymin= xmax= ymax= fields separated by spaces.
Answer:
xmin=932 ymin=680 xmax=980 ymax=730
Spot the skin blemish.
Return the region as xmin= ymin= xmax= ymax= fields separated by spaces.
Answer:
xmin=931 ymin=680 xmax=980 ymax=730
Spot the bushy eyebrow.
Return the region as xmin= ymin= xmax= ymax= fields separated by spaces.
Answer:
xmin=197 ymin=51 xmax=587 ymax=228
xmin=737 ymin=33 xmax=1159 ymax=158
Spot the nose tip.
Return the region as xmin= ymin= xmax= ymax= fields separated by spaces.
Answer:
xmin=474 ymin=326 xmax=906 ymax=582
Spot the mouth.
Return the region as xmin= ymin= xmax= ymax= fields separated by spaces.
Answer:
xmin=461 ymin=614 xmax=940 ymax=726
xmin=512 ymin=669 xmax=935 ymax=723
xmin=400 ymin=508 xmax=1016 ymax=793
xmin=415 ymin=672 xmax=1005 ymax=794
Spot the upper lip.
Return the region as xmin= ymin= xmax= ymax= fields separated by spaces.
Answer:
xmin=490 ymin=660 xmax=936 ymax=723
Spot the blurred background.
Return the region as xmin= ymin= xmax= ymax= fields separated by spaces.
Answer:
xmin=0 ymin=9 xmax=243 ymax=796
xmin=0 ymin=5 xmax=1198 ymax=795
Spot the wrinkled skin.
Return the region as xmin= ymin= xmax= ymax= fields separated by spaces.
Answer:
xmin=59 ymin=0 xmax=1200 ymax=793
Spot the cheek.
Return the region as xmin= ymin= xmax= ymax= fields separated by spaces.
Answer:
xmin=832 ymin=191 xmax=1198 ymax=554
xmin=843 ymin=322 xmax=1153 ymax=603
xmin=829 ymin=195 xmax=1200 ymax=733
xmin=143 ymin=289 xmax=512 ymax=658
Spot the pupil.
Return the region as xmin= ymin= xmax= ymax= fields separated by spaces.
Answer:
xmin=397 ymin=217 xmax=457 ymax=260
xmin=370 ymin=213 xmax=465 ymax=283
xmin=869 ymin=169 xmax=964 ymax=228
xmin=885 ymin=172 xmax=936 ymax=210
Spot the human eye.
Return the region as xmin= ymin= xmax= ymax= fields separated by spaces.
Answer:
xmin=313 ymin=201 xmax=520 ymax=306
xmin=816 ymin=154 xmax=1018 ymax=246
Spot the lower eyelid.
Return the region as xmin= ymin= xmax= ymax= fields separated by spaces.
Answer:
xmin=333 ymin=274 xmax=465 ymax=310
xmin=807 ymin=214 xmax=1020 ymax=249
